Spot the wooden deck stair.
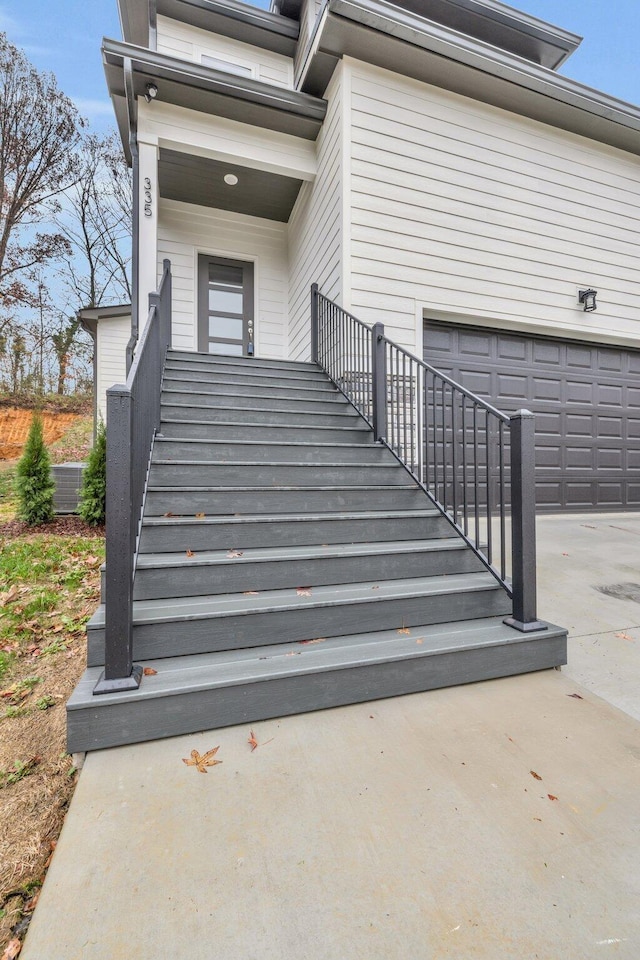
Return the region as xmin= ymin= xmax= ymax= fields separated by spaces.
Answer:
xmin=67 ymin=351 xmax=567 ymax=752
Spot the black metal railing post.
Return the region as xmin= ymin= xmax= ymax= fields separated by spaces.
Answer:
xmin=94 ymin=387 xmax=142 ymax=693
xmin=310 ymin=283 xmax=319 ymax=363
xmin=504 ymin=410 xmax=546 ymax=633
xmin=371 ymin=322 xmax=387 ymax=442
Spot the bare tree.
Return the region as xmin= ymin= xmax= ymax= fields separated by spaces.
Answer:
xmin=0 ymin=32 xmax=83 ymax=328
xmin=57 ymin=132 xmax=132 ymax=310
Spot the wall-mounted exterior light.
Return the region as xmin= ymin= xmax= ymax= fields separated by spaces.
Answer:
xmin=144 ymin=83 xmax=158 ymax=103
xmin=578 ymin=289 xmax=597 ymax=312
xmin=224 ymin=173 xmax=239 ymax=186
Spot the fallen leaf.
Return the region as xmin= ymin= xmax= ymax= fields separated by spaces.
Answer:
xmin=25 ymin=890 xmax=40 ymax=912
xmin=299 ymin=637 xmax=326 ymax=645
xmin=248 ymin=729 xmax=259 ymax=751
xmin=567 ymin=693 xmax=584 ymax=699
xmin=533 ymin=817 xmax=542 ymax=822
xmin=182 ymin=747 xmax=222 ymax=773
xmin=195 ymin=512 xmax=206 ymax=518
xmin=243 ymin=591 xmax=260 ymax=596
xmin=163 ymin=512 xmax=176 ymax=518
xmin=507 ymin=736 xmax=515 ymax=743
xmin=85 ymin=555 xmax=101 ymax=566
xmin=286 ymin=651 xmax=301 ymax=656
xmin=415 ymin=638 xmax=424 ymax=645
xmin=186 ymin=549 xmax=195 ymax=558
xmin=530 ymin=770 xmax=542 ymax=781
xmin=562 ymin=552 xmax=569 ymax=557
xmin=2 ymin=938 xmax=21 ymax=960
xmin=143 ymin=667 xmax=158 ymax=676
xmin=227 ymin=549 xmax=244 ymax=559
xmin=371 ymin=585 xmax=380 ymax=590
xmin=548 ymin=794 xmax=558 ymax=801
xmin=615 ymin=632 xmax=634 ymax=642
xmin=0 ymin=585 xmax=19 ymax=606
xmin=397 ymin=626 xmax=411 ymax=636
xmin=296 ymin=586 xmax=312 ymax=597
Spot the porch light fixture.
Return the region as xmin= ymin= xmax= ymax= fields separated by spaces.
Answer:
xmin=144 ymin=82 xmax=158 ymax=103
xmin=578 ymin=288 xmax=597 ymax=312
xmin=224 ymin=173 xmax=239 ymax=186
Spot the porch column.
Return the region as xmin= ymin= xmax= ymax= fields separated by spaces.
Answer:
xmin=137 ymin=135 xmax=160 ymax=335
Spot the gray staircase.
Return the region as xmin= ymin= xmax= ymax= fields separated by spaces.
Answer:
xmin=68 ymin=351 xmax=567 ymax=752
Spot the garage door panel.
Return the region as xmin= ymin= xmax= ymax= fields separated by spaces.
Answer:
xmin=424 ymin=320 xmax=640 ymax=511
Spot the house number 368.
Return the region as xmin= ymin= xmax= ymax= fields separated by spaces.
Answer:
xmin=143 ymin=177 xmax=153 ymax=217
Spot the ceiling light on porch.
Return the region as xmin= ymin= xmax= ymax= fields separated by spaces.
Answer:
xmin=224 ymin=173 xmax=239 ymax=186
xmin=578 ymin=289 xmax=598 ymax=312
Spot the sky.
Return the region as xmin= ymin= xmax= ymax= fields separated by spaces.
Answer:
xmin=1 ymin=0 xmax=639 ymax=133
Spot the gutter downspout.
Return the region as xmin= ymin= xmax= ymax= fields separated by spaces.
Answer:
xmin=149 ymin=0 xmax=158 ymax=50
xmin=124 ymin=57 xmax=139 ymax=373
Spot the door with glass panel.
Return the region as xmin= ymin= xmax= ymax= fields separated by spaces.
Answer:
xmin=197 ymin=255 xmax=254 ymax=357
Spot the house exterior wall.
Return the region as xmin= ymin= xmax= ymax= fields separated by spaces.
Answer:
xmin=346 ymin=60 xmax=640 ymax=354
xmin=157 ymin=198 xmax=289 ymax=358
xmin=156 ymin=14 xmax=293 ymax=88
xmin=95 ymin=315 xmax=130 ymax=422
xmin=288 ymin=65 xmax=344 ymax=360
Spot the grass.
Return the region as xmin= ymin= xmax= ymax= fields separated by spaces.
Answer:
xmin=0 ymin=414 xmax=104 ymax=953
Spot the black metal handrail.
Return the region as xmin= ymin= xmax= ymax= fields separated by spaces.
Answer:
xmin=94 ymin=259 xmax=172 ymax=694
xmin=311 ymin=285 xmax=545 ymax=632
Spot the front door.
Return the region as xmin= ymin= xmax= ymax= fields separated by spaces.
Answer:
xmin=197 ymin=255 xmax=254 ymax=357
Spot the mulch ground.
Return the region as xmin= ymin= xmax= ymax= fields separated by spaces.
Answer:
xmin=0 ymin=516 xmax=104 ymax=541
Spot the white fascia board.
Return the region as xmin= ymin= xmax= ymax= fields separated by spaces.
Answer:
xmin=138 ymin=99 xmax=317 ymax=179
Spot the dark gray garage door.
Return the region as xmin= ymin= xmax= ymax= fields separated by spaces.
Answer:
xmin=424 ymin=321 xmax=640 ymax=512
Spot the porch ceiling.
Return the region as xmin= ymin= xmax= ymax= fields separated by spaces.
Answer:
xmin=158 ymin=149 xmax=303 ymax=221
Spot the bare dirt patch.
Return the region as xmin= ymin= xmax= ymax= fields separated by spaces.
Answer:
xmin=0 ymin=409 xmax=80 ymax=462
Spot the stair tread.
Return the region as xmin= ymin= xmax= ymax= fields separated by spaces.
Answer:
xmin=160 ymin=418 xmax=369 ymax=431
xmin=166 ymin=351 xmax=318 ymax=371
xmin=161 ymin=403 xmax=359 ymax=417
xmin=136 ymin=538 xmax=467 ymax=570
xmin=146 ymin=484 xmax=420 ymax=493
xmin=162 ymin=375 xmax=335 ymax=392
xmin=71 ymin=617 xmax=563 ymax=707
xmin=89 ymin=571 xmax=504 ymax=627
xmin=155 ymin=438 xmax=380 ymax=449
xmin=141 ymin=508 xmax=441 ymax=527
xmin=152 ymin=459 xmax=400 ymax=468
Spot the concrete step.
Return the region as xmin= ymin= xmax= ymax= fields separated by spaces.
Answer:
xmin=162 ymin=375 xmax=338 ymax=399
xmin=69 ymin=617 xmax=567 ymax=752
xmin=143 ymin=484 xmax=427 ymax=516
xmin=147 ymin=460 xmax=411 ymax=488
xmin=152 ymin=437 xmax=387 ymax=464
xmin=138 ymin=508 xmax=455 ymax=553
xmin=159 ymin=419 xmax=372 ymax=443
xmin=86 ymin=571 xmax=512 ymax=665
xmin=160 ymin=403 xmax=360 ymax=426
xmin=125 ymin=539 xmax=484 ymax=601
xmin=162 ymin=388 xmax=348 ymax=414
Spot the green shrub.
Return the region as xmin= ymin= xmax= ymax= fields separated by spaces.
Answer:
xmin=16 ymin=413 xmax=55 ymax=525
xmin=78 ymin=420 xmax=106 ymax=525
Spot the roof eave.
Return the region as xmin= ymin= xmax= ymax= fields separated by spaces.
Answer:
xmin=300 ymin=0 xmax=640 ymax=157
xmin=103 ymin=38 xmax=326 ymax=146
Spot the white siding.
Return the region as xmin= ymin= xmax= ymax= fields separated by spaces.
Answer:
xmin=288 ymin=67 xmax=344 ymax=360
xmin=158 ymin=199 xmax=288 ymax=359
xmin=96 ymin=316 xmax=130 ymax=422
xmin=156 ymin=15 xmax=293 ymax=88
xmin=348 ymin=61 xmax=640 ymax=352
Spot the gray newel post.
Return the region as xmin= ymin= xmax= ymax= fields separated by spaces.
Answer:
xmin=371 ymin=322 xmax=387 ymax=442
xmin=93 ymin=387 xmax=143 ymax=693
xmin=504 ymin=410 xmax=546 ymax=633
xmin=310 ymin=283 xmax=319 ymax=363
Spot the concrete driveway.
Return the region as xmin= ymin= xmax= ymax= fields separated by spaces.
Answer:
xmin=20 ymin=514 xmax=640 ymax=960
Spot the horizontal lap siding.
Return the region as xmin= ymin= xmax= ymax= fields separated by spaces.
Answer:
xmin=348 ymin=63 xmax=640 ymax=351
xmin=288 ymin=69 xmax=342 ymax=360
xmin=156 ymin=15 xmax=293 ymax=88
xmin=96 ymin=317 xmax=130 ymax=422
xmin=158 ymin=200 xmax=288 ymax=358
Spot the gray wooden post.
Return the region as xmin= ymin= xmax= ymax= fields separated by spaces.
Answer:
xmin=93 ymin=388 xmax=142 ymax=693
xmin=371 ymin=322 xmax=387 ymax=442
xmin=504 ymin=410 xmax=546 ymax=633
xmin=310 ymin=283 xmax=319 ymax=363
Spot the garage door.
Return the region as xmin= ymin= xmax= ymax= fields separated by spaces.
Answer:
xmin=424 ymin=321 xmax=640 ymax=512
